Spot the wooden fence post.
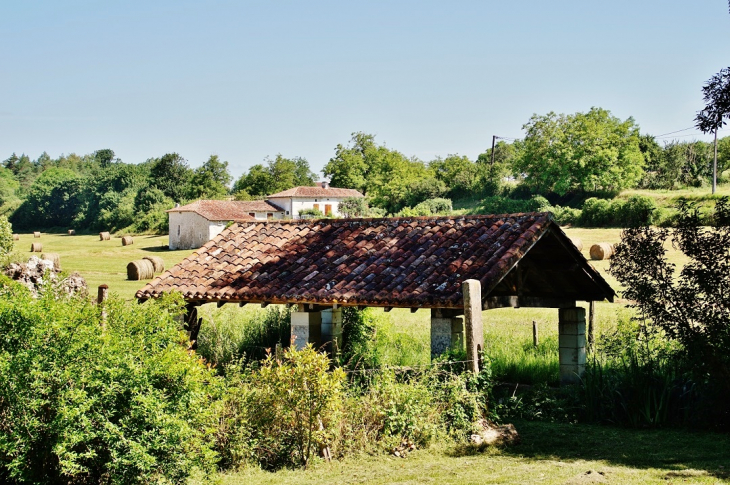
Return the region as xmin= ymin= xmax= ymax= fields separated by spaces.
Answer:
xmin=533 ymin=320 xmax=538 ymax=347
xmin=97 ymin=284 xmax=108 ymax=330
xmin=463 ymin=279 xmax=484 ymax=373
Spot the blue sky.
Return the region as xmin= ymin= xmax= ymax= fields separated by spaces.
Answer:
xmin=1 ymin=1 xmax=729 ymax=180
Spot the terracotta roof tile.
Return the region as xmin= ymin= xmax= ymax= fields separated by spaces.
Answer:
xmin=137 ymin=213 xmax=614 ymax=308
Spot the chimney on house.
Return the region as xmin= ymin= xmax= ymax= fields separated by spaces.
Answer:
xmin=321 ymin=181 xmax=329 ymax=189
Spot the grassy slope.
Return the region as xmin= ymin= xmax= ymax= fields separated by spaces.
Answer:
xmin=223 ymin=420 xmax=730 ymax=484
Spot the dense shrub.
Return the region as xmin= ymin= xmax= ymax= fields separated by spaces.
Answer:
xmin=0 ymin=283 xmax=221 ymax=483
xmin=0 ymin=215 xmax=11 ymax=256
xmin=222 ymin=346 xmax=345 ymax=470
xmin=479 ymin=195 xmax=549 ymax=215
xmin=395 ymin=197 xmax=453 ymax=217
xmin=579 ymin=195 xmax=656 ymax=227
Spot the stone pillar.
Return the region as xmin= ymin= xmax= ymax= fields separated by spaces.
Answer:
xmin=291 ymin=311 xmax=322 ymax=350
xmin=559 ymin=307 xmax=587 ymax=385
xmin=321 ymin=308 xmax=343 ymax=355
xmin=463 ymin=279 xmax=484 ymax=373
xmin=430 ymin=310 xmax=465 ymax=358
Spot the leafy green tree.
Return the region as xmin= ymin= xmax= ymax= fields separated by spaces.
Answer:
xmin=188 ymin=155 xmax=232 ymax=199
xmin=324 ymin=133 xmax=440 ymax=213
xmin=12 ymin=168 xmax=86 ymax=228
xmin=514 ymin=107 xmax=644 ymax=196
xmin=93 ymin=148 xmax=116 ymax=168
xmin=149 ymin=153 xmax=193 ymax=202
xmin=339 ymin=196 xmax=371 ymax=217
xmin=610 ymin=198 xmax=730 ymax=422
xmin=232 ymin=154 xmax=315 ymax=197
xmin=430 ymin=155 xmax=479 ymax=199
xmin=695 ymin=67 xmax=730 ymax=192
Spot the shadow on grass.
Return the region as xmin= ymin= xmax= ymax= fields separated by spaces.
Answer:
xmin=141 ymin=246 xmax=170 ymax=252
xmin=449 ymin=420 xmax=730 ymax=481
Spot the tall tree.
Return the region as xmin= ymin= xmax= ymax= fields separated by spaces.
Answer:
xmin=188 ymin=155 xmax=232 ymax=199
xmin=513 ymin=108 xmax=644 ymax=196
xmin=93 ymin=149 xmax=116 ymax=168
xmin=149 ymin=153 xmax=192 ymax=202
xmin=695 ymin=67 xmax=730 ymax=194
xmin=232 ymin=154 xmax=315 ymax=198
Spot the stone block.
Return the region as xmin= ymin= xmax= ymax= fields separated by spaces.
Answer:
xmin=291 ymin=311 xmax=322 ymax=350
xmin=559 ymin=333 xmax=586 ymax=349
xmin=559 ymin=307 xmax=586 ymax=323
xmin=431 ymin=317 xmax=453 ymax=357
xmin=463 ymin=279 xmax=484 ymax=373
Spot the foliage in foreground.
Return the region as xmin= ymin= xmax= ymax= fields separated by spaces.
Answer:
xmin=0 ymin=281 xmax=221 ymax=484
xmin=610 ymin=197 xmax=730 ymax=427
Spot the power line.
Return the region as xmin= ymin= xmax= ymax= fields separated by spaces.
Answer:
xmin=654 ymin=126 xmax=695 ymax=138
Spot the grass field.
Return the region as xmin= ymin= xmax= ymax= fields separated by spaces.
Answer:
xmin=222 ymin=419 xmax=730 ymax=484
xmin=8 ymin=231 xmax=194 ymax=299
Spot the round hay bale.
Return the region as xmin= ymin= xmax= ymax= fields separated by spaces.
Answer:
xmin=12 ymin=234 xmax=19 ymax=241
xmin=590 ymin=243 xmax=614 ymax=260
xmin=41 ymin=252 xmax=62 ymax=271
xmin=143 ymin=255 xmax=165 ymax=273
xmin=30 ymin=242 xmax=43 ymax=253
xmin=121 ymin=236 xmax=134 ymax=246
xmin=99 ymin=232 xmax=111 ymax=241
xmin=570 ymin=237 xmax=583 ymax=251
xmin=127 ymin=259 xmax=155 ymax=280
xmin=33 ymin=231 xmax=41 ymax=238
xmin=68 ymin=229 xmax=76 ymax=236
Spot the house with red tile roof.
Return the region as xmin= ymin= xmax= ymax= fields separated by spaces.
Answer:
xmin=166 ymin=183 xmax=364 ymax=249
xmin=266 ymin=182 xmax=364 ymax=219
xmin=167 ymin=199 xmax=284 ymax=250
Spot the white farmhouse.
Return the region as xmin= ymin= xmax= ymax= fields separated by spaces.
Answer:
xmin=167 ymin=200 xmax=285 ymax=250
xmin=266 ymin=184 xmax=364 ymax=219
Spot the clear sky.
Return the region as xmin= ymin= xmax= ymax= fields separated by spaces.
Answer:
xmin=2 ymin=1 xmax=729 ymax=180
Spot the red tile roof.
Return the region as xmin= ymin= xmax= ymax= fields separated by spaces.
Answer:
xmin=267 ymin=186 xmax=364 ymax=198
xmin=138 ymin=213 xmax=614 ymax=308
xmin=166 ymin=200 xmax=283 ymax=221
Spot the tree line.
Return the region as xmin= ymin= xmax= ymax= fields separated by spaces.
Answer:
xmin=2 ymin=106 xmax=729 ymax=232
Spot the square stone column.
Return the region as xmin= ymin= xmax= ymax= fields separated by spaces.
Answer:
xmin=559 ymin=307 xmax=587 ymax=385
xmin=321 ymin=308 xmax=343 ymax=355
xmin=463 ymin=279 xmax=484 ymax=373
xmin=430 ymin=310 xmax=465 ymax=358
xmin=291 ymin=311 xmax=322 ymax=350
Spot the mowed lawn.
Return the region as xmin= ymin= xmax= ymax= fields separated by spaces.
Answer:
xmin=9 ymin=232 xmax=195 ymax=299
xmin=223 ymin=420 xmax=730 ymax=485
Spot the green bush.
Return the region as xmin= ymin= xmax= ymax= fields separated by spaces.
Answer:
xmin=479 ymin=195 xmax=548 ymax=215
xmin=579 ymin=195 xmax=656 ymax=227
xmin=227 ymin=346 xmax=345 ymax=470
xmin=0 ymin=215 xmax=12 ymax=256
xmin=395 ymin=197 xmax=453 ymax=217
xmin=0 ymin=283 xmax=221 ymax=483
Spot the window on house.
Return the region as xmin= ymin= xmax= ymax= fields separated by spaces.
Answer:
xmin=249 ymin=213 xmax=255 ymax=218
xmin=286 ymin=210 xmax=289 ymax=215
xmin=325 ymin=204 xmax=332 ymax=216
xmin=177 ymin=225 xmax=180 ymax=236
xmin=267 ymin=213 xmax=273 ymax=220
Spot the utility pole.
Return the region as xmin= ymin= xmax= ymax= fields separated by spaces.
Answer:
xmin=713 ymin=126 xmax=718 ymax=194
xmin=490 ymin=135 xmax=497 ymax=166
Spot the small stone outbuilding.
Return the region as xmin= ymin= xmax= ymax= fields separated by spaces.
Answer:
xmin=139 ymin=213 xmax=614 ymax=383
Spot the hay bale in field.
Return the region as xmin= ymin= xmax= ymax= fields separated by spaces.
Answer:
xmin=30 ymin=242 xmax=42 ymax=253
xmin=41 ymin=253 xmax=62 ymax=271
xmin=68 ymin=229 xmax=75 ymax=236
xmin=121 ymin=236 xmax=134 ymax=246
xmin=143 ymin=255 xmax=165 ymax=273
xmin=12 ymin=234 xmax=19 ymax=241
xmin=590 ymin=243 xmax=614 ymax=260
xmin=99 ymin=232 xmax=110 ymax=241
xmin=33 ymin=231 xmax=41 ymax=238
xmin=127 ymin=259 xmax=155 ymax=280
xmin=570 ymin=237 xmax=583 ymax=251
